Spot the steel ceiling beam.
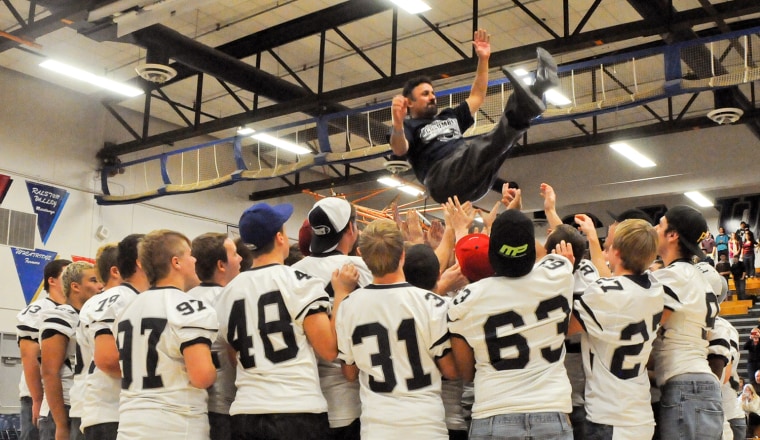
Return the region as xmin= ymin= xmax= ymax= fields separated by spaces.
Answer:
xmin=101 ymin=1 xmax=760 ymax=158
xmin=0 ymin=0 xmax=93 ymax=52
xmin=150 ymin=0 xmax=393 ymax=90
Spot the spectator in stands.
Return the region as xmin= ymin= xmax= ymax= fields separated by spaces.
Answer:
xmin=701 ymin=231 xmax=716 ymax=263
xmin=740 ymin=383 xmax=760 ymax=437
xmin=729 ymin=232 xmax=741 ymax=261
xmin=716 ymin=254 xmax=732 ymax=297
xmin=732 ymin=255 xmax=747 ymax=301
xmin=743 ymin=230 xmax=757 ymax=278
xmin=716 ymin=227 xmax=729 ymax=262
xmin=745 ymin=328 xmax=760 ymax=386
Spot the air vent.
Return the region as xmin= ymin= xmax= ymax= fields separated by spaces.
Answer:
xmin=0 ymin=208 xmax=36 ymax=249
xmin=135 ymin=63 xmax=177 ymax=84
xmin=707 ymin=107 xmax=743 ymax=125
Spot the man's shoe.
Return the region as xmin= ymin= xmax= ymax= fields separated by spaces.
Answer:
xmin=500 ymin=47 xmax=559 ymax=126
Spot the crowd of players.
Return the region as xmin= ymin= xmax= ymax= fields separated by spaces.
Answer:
xmin=14 ymin=27 xmax=737 ymax=440
xmin=13 ymin=180 xmax=740 ymax=440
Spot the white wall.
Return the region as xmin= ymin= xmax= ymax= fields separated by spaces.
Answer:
xmin=0 ymin=67 xmax=317 ymax=334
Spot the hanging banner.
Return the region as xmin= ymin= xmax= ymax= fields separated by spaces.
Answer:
xmin=72 ymin=255 xmax=96 ymax=264
xmin=26 ymin=181 xmax=69 ymax=244
xmin=0 ymin=174 xmax=11 ymax=205
xmin=12 ymin=247 xmax=58 ymax=304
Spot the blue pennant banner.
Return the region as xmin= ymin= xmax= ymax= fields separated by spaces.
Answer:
xmin=11 ymin=247 xmax=58 ymax=304
xmin=25 ymin=181 xmax=69 ymax=244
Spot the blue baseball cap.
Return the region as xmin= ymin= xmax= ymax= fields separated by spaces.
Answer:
xmin=239 ymin=202 xmax=294 ymax=250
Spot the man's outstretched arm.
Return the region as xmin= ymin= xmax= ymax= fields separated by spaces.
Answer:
xmin=390 ymin=94 xmax=409 ymax=156
xmin=465 ymin=28 xmax=490 ymax=115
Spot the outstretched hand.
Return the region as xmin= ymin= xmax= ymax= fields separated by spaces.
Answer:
xmin=391 ymin=95 xmax=407 ymax=127
xmin=540 ymin=182 xmax=556 ymax=212
xmin=472 ymin=28 xmax=491 ymax=60
xmin=552 ymin=240 xmax=575 ymax=265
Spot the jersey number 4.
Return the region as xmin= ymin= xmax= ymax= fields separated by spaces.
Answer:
xmin=226 ymin=291 xmax=299 ymax=368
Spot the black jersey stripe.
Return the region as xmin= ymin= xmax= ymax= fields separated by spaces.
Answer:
xmin=44 ymin=317 xmax=73 ymax=329
xmin=180 ymin=337 xmax=212 ymax=353
xmin=662 ymin=285 xmax=680 ymax=302
xmin=295 ymin=296 xmax=330 ymax=320
xmin=430 ymin=331 xmax=450 ymax=350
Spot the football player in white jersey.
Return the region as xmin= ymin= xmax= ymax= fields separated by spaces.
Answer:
xmin=95 ymin=243 xmax=122 ymax=290
xmin=403 ymin=242 xmax=469 ymax=440
xmin=336 ymin=219 xmax=457 ymax=440
xmin=17 ymin=259 xmax=71 ymax=440
xmin=187 ymin=232 xmax=242 ymax=440
xmin=652 ymin=205 xmax=723 ymax=439
xmin=216 ymin=202 xmax=357 ymax=440
xmin=698 ymin=261 xmax=747 ymax=440
xmin=567 ymin=219 xmax=664 ymax=439
xmin=291 ymin=197 xmax=372 ymax=440
xmin=544 ymin=223 xmax=599 ymax=440
xmin=78 ymin=234 xmax=149 ymax=440
xmin=448 ymin=209 xmax=575 ymax=440
xmin=116 ymin=230 xmax=218 ymax=440
xmin=39 ymin=262 xmax=102 ymax=440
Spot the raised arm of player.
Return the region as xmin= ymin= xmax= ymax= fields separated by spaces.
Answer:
xmin=465 ymin=29 xmax=490 ymax=115
xmin=575 ymin=213 xmax=610 ymax=278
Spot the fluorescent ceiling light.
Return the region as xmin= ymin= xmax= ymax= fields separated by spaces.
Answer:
xmin=237 ymin=127 xmax=255 ymax=136
xmin=684 ymin=191 xmax=713 ymax=207
xmin=609 ymin=142 xmax=656 ymax=168
xmin=398 ymin=185 xmax=425 ymax=196
xmin=378 ymin=175 xmax=425 ymax=196
xmin=377 ymin=176 xmax=402 ymax=187
xmin=389 ymin=0 xmax=430 ymax=14
xmin=40 ymin=60 xmax=144 ymax=97
xmin=252 ymin=133 xmax=312 ymax=155
xmin=514 ymin=68 xmax=529 ymax=77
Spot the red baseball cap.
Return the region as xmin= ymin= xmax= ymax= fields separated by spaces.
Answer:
xmin=455 ymin=233 xmax=494 ymax=282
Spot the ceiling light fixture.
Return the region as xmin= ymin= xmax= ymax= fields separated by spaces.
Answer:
xmin=40 ymin=59 xmax=144 ymax=97
xmin=684 ymin=191 xmax=713 ymax=207
xmin=237 ymin=127 xmax=255 ymax=136
xmin=377 ymin=175 xmax=426 ymax=196
xmin=389 ymin=0 xmax=430 ymax=14
xmin=251 ymin=133 xmax=312 ymax=155
xmin=609 ymin=142 xmax=656 ymax=168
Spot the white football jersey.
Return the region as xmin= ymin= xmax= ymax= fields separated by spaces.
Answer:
xmin=116 ymin=287 xmax=218 ymax=440
xmin=187 ymin=283 xmax=236 ymax=415
xmin=565 ymin=259 xmax=600 ymax=407
xmin=336 ymin=282 xmax=451 ymax=440
xmin=651 ymin=261 xmax=719 ymax=386
xmin=78 ymin=284 xmax=139 ymax=429
xmin=215 ymin=264 xmax=331 ymax=415
xmin=39 ymin=303 xmax=79 ymax=417
xmin=16 ymin=296 xmax=60 ymax=398
xmin=448 ymin=254 xmax=574 ymax=419
xmin=574 ymin=273 xmax=664 ymax=427
xmin=710 ymin=317 xmax=744 ymax=421
xmin=291 ymin=253 xmax=372 ymax=428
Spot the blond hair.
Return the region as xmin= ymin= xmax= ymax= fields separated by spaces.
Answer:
xmin=358 ymin=219 xmax=404 ymax=277
xmin=139 ymin=229 xmax=191 ymax=285
xmin=62 ymin=261 xmax=95 ymax=298
xmin=613 ymin=219 xmax=658 ymax=274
